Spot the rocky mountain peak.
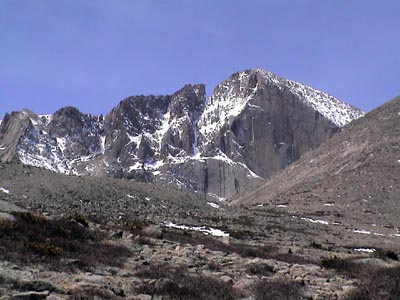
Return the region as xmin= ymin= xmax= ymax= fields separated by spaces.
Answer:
xmin=0 ymin=69 xmax=364 ymax=199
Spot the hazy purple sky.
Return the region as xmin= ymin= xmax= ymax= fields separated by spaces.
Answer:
xmin=1 ymin=0 xmax=399 ymax=119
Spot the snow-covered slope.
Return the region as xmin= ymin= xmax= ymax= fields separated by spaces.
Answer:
xmin=0 ymin=69 xmax=364 ymax=200
xmin=257 ymin=69 xmax=363 ymax=127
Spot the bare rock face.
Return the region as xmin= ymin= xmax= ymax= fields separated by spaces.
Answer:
xmin=0 ymin=110 xmax=34 ymax=162
xmin=0 ymin=69 xmax=364 ymax=200
xmin=198 ymin=70 xmax=361 ymax=180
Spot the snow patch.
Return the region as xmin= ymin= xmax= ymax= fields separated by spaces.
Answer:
xmin=207 ymin=202 xmax=220 ymax=209
xmin=353 ymin=229 xmax=371 ymax=235
xmin=164 ymin=221 xmax=229 ymax=237
xmin=56 ymin=137 xmax=67 ymax=153
xmin=0 ymin=187 xmax=10 ymax=194
xmin=373 ymin=233 xmax=384 ymax=236
xmin=354 ymin=248 xmax=376 ymax=253
xmin=208 ymin=193 xmax=226 ymax=202
xmin=301 ymin=217 xmax=329 ymax=225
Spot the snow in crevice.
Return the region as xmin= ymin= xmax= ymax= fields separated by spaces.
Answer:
xmin=38 ymin=115 xmax=52 ymax=126
xmin=99 ymin=135 xmax=106 ymax=154
xmin=198 ymin=73 xmax=258 ymax=139
xmin=192 ymin=117 xmax=200 ymax=156
xmin=156 ymin=109 xmax=171 ymax=151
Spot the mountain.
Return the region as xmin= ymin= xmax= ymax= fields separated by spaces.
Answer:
xmin=232 ymin=96 xmax=400 ymax=226
xmin=0 ymin=69 xmax=364 ymax=199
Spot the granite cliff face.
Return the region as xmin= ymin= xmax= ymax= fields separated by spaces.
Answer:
xmin=0 ymin=69 xmax=364 ymax=199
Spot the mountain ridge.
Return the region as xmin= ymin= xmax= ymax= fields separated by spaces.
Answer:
xmin=0 ymin=69 xmax=364 ymax=200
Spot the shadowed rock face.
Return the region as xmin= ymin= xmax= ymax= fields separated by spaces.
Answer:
xmin=232 ymin=96 xmax=400 ymax=222
xmin=0 ymin=69 xmax=364 ymax=199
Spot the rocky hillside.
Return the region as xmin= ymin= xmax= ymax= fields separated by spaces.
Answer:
xmin=0 ymin=69 xmax=364 ymax=199
xmin=2 ymin=159 xmax=400 ymax=300
xmin=232 ymin=96 xmax=400 ymax=227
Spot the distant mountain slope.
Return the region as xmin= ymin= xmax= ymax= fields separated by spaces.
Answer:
xmin=232 ymin=96 xmax=400 ymax=223
xmin=0 ymin=69 xmax=364 ymax=199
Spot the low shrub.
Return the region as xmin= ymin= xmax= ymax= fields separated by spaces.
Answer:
xmin=72 ymin=287 xmax=122 ymax=300
xmin=254 ymin=279 xmax=305 ymax=300
xmin=320 ymin=255 xmax=361 ymax=277
xmin=373 ymin=248 xmax=399 ymax=261
xmin=246 ymin=263 xmax=275 ymax=276
xmin=72 ymin=212 xmax=89 ymax=227
xmin=0 ymin=276 xmax=56 ymax=293
xmin=309 ymin=241 xmax=323 ymax=249
xmin=344 ymin=266 xmax=400 ymax=300
xmin=136 ymin=263 xmax=236 ymax=300
xmin=207 ymin=260 xmax=221 ymax=271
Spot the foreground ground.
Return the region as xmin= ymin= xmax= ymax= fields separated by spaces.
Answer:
xmin=1 ymin=162 xmax=400 ymax=299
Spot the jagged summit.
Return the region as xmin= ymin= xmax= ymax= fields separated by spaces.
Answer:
xmin=0 ymin=69 xmax=364 ymax=199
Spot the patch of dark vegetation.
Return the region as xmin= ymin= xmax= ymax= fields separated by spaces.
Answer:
xmin=344 ymin=266 xmax=400 ymax=300
xmin=159 ymin=228 xmax=316 ymax=265
xmin=0 ymin=275 xmax=57 ymax=293
xmin=373 ymin=248 xmax=399 ymax=261
xmin=136 ymin=235 xmax=155 ymax=246
xmin=246 ymin=263 xmax=275 ymax=276
xmin=0 ymin=211 xmax=131 ymax=270
xmin=309 ymin=241 xmax=323 ymax=249
xmin=254 ymin=279 xmax=305 ymax=300
xmin=271 ymin=252 xmax=316 ymax=265
xmin=320 ymin=256 xmax=362 ymax=277
xmin=71 ymin=212 xmax=89 ymax=227
xmin=207 ymin=260 xmax=221 ymax=271
xmin=122 ymin=218 xmax=149 ymax=235
xmin=135 ymin=263 xmax=236 ymax=300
